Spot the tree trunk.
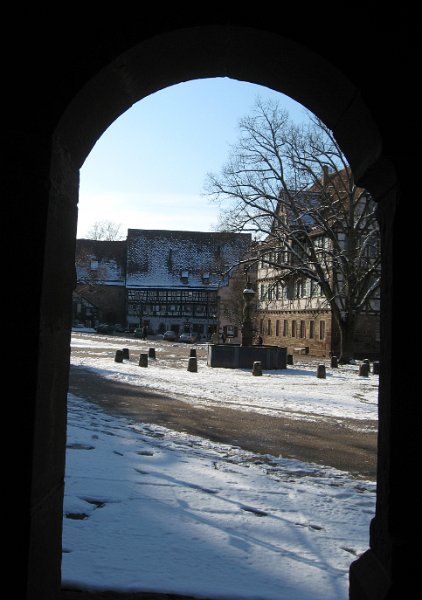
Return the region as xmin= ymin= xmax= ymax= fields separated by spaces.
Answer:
xmin=337 ymin=316 xmax=356 ymax=364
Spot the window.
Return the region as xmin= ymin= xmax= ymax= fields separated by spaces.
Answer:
xmin=283 ymin=320 xmax=288 ymax=336
xmin=267 ymin=319 xmax=272 ymax=335
xmin=168 ymin=290 xmax=182 ymax=301
xmin=304 ymin=280 xmax=311 ymax=297
xmin=292 ymin=320 xmax=297 ymax=337
xmin=309 ymin=320 xmax=315 ymax=339
xmin=300 ymin=320 xmax=305 ymax=338
xmin=319 ymin=320 xmax=326 ymax=340
xmin=260 ymin=284 xmax=266 ymax=300
xmin=276 ymin=320 xmax=280 ymax=336
xmin=90 ymin=259 xmax=98 ymax=270
xmin=311 ymin=281 xmax=322 ymax=297
xmin=286 ymin=281 xmax=294 ymax=300
xmin=226 ymin=325 xmax=238 ymax=338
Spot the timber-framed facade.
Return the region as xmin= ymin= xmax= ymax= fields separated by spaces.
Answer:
xmin=254 ymin=170 xmax=381 ymax=359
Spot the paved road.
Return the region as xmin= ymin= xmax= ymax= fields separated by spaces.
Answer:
xmin=69 ymin=364 xmax=377 ymax=480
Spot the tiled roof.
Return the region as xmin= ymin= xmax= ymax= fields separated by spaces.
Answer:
xmin=126 ymin=229 xmax=251 ymax=289
xmin=75 ymin=239 xmax=126 ymax=285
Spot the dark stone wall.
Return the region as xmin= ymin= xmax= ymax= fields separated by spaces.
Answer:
xmin=207 ymin=344 xmax=287 ymax=369
xmin=4 ymin=9 xmax=416 ymax=600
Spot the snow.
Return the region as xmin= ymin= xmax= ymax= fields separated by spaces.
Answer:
xmin=126 ymin=229 xmax=250 ymax=289
xmin=62 ymin=331 xmax=378 ymax=599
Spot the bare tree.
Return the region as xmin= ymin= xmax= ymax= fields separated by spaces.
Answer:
xmin=204 ymin=98 xmax=380 ymax=362
xmin=87 ymin=220 xmax=124 ymax=241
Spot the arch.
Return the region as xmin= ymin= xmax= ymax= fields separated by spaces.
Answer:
xmin=55 ymin=26 xmax=385 ymax=183
xmin=28 ymin=24 xmax=398 ymax=599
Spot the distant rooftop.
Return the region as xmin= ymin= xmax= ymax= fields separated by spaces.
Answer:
xmin=126 ymin=229 xmax=252 ymax=289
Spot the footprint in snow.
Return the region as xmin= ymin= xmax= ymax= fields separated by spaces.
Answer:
xmin=241 ymin=505 xmax=268 ymax=517
xmin=66 ymin=443 xmax=95 ymax=450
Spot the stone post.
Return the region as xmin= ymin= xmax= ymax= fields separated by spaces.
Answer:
xmin=317 ymin=364 xmax=326 ymax=378
xmin=122 ymin=348 xmax=130 ymax=360
xmin=359 ymin=362 xmax=369 ymax=377
xmin=252 ymin=361 xmax=262 ymax=376
xmin=190 ymin=348 xmax=197 ymax=358
xmin=187 ymin=357 xmax=198 ymax=372
xmin=331 ymin=355 xmax=338 ymax=368
xmin=287 ymin=354 xmax=294 ymax=365
xmin=373 ymin=361 xmax=380 ymax=374
xmin=114 ymin=350 xmax=123 ymax=363
xmin=148 ymin=348 xmax=156 ymax=359
xmin=139 ymin=353 xmax=148 ymax=367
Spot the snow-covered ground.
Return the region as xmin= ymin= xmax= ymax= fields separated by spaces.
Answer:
xmin=62 ymin=331 xmax=378 ymax=599
xmin=69 ymin=331 xmax=378 ymax=425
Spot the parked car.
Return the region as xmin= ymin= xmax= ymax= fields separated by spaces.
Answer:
xmin=163 ymin=330 xmax=178 ymax=341
xmin=179 ymin=332 xmax=198 ymax=343
xmin=95 ymin=323 xmax=114 ymax=334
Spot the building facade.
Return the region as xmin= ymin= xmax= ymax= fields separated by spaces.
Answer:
xmin=74 ymin=239 xmax=127 ymax=328
xmin=256 ymin=248 xmax=333 ymax=356
xmin=74 ymin=229 xmax=252 ymax=341
xmin=255 ymin=170 xmax=380 ymax=359
xmin=126 ymin=229 xmax=251 ymax=341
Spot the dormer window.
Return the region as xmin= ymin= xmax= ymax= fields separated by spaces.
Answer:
xmin=202 ymin=272 xmax=210 ymax=284
xmin=90 ymin=259 xmax=98 ymax=271
xmin=181 ymin=270 xmax=189 ymax=284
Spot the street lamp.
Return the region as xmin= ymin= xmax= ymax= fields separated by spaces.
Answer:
xmin=241 ymin=275 xmax=255 ymax=346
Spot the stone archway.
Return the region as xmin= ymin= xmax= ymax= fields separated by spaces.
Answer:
xmin=28 ymin=25 xmax=398 ymax=600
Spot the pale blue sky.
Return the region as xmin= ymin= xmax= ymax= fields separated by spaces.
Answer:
xmin=77 ymin=77 xmax=310 ymax=238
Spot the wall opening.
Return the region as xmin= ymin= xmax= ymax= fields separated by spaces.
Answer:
xmin=36 ymin=24 xmax=396 ymax=600
xmin=65 ymin=72 xmax=382 ymax=595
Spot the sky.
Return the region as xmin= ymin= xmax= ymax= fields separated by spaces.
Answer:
xmin=62 ymin=330 xmax=378 ymax=599
xmin=77 ymin=78 xmax=310 ymax=238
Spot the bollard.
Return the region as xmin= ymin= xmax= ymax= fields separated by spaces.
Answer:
xmin=187 ymin=356 xmax=198 ymax=372
xmin=330 ymin=355 xmax=338 ymax=368
xmin=122 ymin=348 xmax=130 ymax=360
xmin=115 ymin=350 xmax=123 ymax=363
xmin=316 ymin=364 xmax=326 ymax=379
xmin=287 ymin=354 xmax=294 ymax=365
xmin=373 ymin=361 xmax=380 ymax=375
xmin=148 ymin=348 xmax=156 ymax=359
xmin=189 ymin=348 xmax=197 ymax=358
xmin=252 ymin=361 xmax=262 ymax=376
xmin=359 ymin=362 xmax=369 ymax=377
xmin=139 ymin=353 xmax=148 ymax=367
